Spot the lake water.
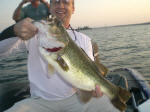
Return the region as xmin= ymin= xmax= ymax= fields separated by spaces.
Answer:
xmin=0 ymin=24 xmax=150 ymax=84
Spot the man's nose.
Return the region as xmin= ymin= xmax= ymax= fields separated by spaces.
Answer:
xmin=59 ymin=0 xmax=65 ymax=8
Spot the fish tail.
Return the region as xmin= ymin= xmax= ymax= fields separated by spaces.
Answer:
xmin=111 ymin=87 xmax=131 ymax=111
xmin=118 ymin=87 xmax=131 ymax=102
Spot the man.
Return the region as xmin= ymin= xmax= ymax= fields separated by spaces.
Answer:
xmin=0 ymin=0 xmax=50 ymax=40
xmin=5 ymin=0 xmax=118 ymax=112
xmin=13 ymin=0 xmax=50 ymax=22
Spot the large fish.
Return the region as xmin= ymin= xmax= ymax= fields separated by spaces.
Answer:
xmin=34 ymin=16 xmax=131 ymax=111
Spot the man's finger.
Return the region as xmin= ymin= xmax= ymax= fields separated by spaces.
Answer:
xmin=95 ymin=85 xmax=103 ymax=97
xmin=25 ymin=17 xmax=34 ymax=23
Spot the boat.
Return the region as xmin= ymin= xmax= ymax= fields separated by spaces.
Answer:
xmin=108 ymin=68 xmax=150 ymax=112
xmin=0 ymin=68 xmax=150 ymax=112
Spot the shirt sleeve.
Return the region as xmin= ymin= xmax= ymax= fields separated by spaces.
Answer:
xmin=77 ymin=32 xmax=94 ymax=61
xmin=0 ymin=37 xmax=26 ymax=56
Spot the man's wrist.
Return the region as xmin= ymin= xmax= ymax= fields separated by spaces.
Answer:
xmin=41 ymin=1 xmax=48 ymax=5
xmin=19 ymin=2 xmax=25 ymax=7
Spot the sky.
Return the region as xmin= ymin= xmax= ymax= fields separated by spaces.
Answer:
xmin=1 ymin=0 xmax=150 ymax=31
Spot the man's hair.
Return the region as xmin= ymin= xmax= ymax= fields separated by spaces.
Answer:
xmin=50 ymin=0 xmax=74 ymax=5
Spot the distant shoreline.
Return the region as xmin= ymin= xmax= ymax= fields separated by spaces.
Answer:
xmin=75 ymin=22 xmax=150 ymax=30
xmin=95 ymin=22 xmax=150 ymax=29
xmin=112 ymin=22 xmax=150 ymax=27
xmin=76 ymin=26 xmax=92 ymax=31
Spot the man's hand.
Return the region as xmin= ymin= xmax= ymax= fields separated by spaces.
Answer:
xmin=40 ymin=0 xmax=47 ymax=4
xmin=21 ymin=0 xmax=30 ymax=4
xmin=14 ymin=18 xmax=38 ymax=40
xmin=13 ymin=0 xmax=31 ymax=22
xmin=40 ymin=0 xmax=50 ymax=10
xmin=93 ymin=85 xmax=103 ymax=97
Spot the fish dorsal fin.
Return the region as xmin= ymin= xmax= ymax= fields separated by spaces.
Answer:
xmin=80 ymin=47 xmax=104 ymax=77
xmin=77 ymin=90 xmax=93 ymax=103
xmin=56 ymin=55 xmax=69 ymax=71
xmin=47 ymin=64 xmax=55 ymax=76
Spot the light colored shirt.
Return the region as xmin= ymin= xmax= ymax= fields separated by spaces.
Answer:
xmin=26 ymin=29 xmax=94 ymax=100
xmin=20 ymin=3 xmax=49 ymax=20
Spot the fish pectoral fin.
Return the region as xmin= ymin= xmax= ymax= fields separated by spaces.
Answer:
xmin=48 ymin=64 xmax=55 ymax=75
xmin=77 ymin=90 xmax=93 ymax=103
xmin=111 ymin=87 xmax=131 ymax=111
xmin=56 ymin=55 xmax=69 ymax=71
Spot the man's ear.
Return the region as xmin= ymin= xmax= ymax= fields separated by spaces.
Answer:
xmin=72 ymin=6 xmax=75 ymax=14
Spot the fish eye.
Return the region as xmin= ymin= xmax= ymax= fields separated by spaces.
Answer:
xmin=53 ymin=0 xmax=60 ymax=4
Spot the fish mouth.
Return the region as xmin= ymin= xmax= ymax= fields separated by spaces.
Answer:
xmin=43 ymin=47 xmax=62 ymax=52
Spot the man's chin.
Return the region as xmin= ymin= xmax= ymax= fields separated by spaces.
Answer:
xmin=56 ymin=15 xmax=65 ymax=20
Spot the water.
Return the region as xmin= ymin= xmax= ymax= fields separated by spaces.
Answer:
xmin=0 ymin=24 xmax=150 ymax=84
xmin=81 ymin=24 xmax=150 ymax=82
xmin=0 ymin=51 xmax=28 ymax=84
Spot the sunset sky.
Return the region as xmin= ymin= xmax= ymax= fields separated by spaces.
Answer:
xmin=1 ymin=0 xmax=150 ymax=31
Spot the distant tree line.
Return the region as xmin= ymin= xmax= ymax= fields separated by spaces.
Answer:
xmin=76 ymin=26 xmax=91 ymax=31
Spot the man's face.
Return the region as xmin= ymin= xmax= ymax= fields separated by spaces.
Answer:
xmin=50 ymin=0 xmax=74 ymax=26
xmin=30 ymin=0 xmax=40 ymax=6
xmin=30 ymin=0 xmax=40 ymax=3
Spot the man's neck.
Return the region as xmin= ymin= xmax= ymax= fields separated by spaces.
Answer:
xmin=62 ymin=21 xmax=70 ymax=29
xmin=65 ymin=24 xmax=70 ymax=29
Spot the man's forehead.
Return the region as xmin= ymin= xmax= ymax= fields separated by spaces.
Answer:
xmin=56 ymin=0 xmax=69 ymax=1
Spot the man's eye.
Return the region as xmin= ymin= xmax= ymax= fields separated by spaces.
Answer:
xmin=65 ymin=0 xmax=69 ymax=2
xmin=65 ymin=0 xmax=69 ymax=4
xmin=54 ymin=0 xmax=69 ymax=4
xmin=55 ymin=0 xmax=60 ymax=3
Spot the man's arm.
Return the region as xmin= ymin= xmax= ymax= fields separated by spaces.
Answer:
xmin=92 ymin=42 xmax=108 ymax=77
xmin=13 ymin=0 xmax=30 ymax=22
xmin=0 ymin=18 xmax=37 ymax=41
